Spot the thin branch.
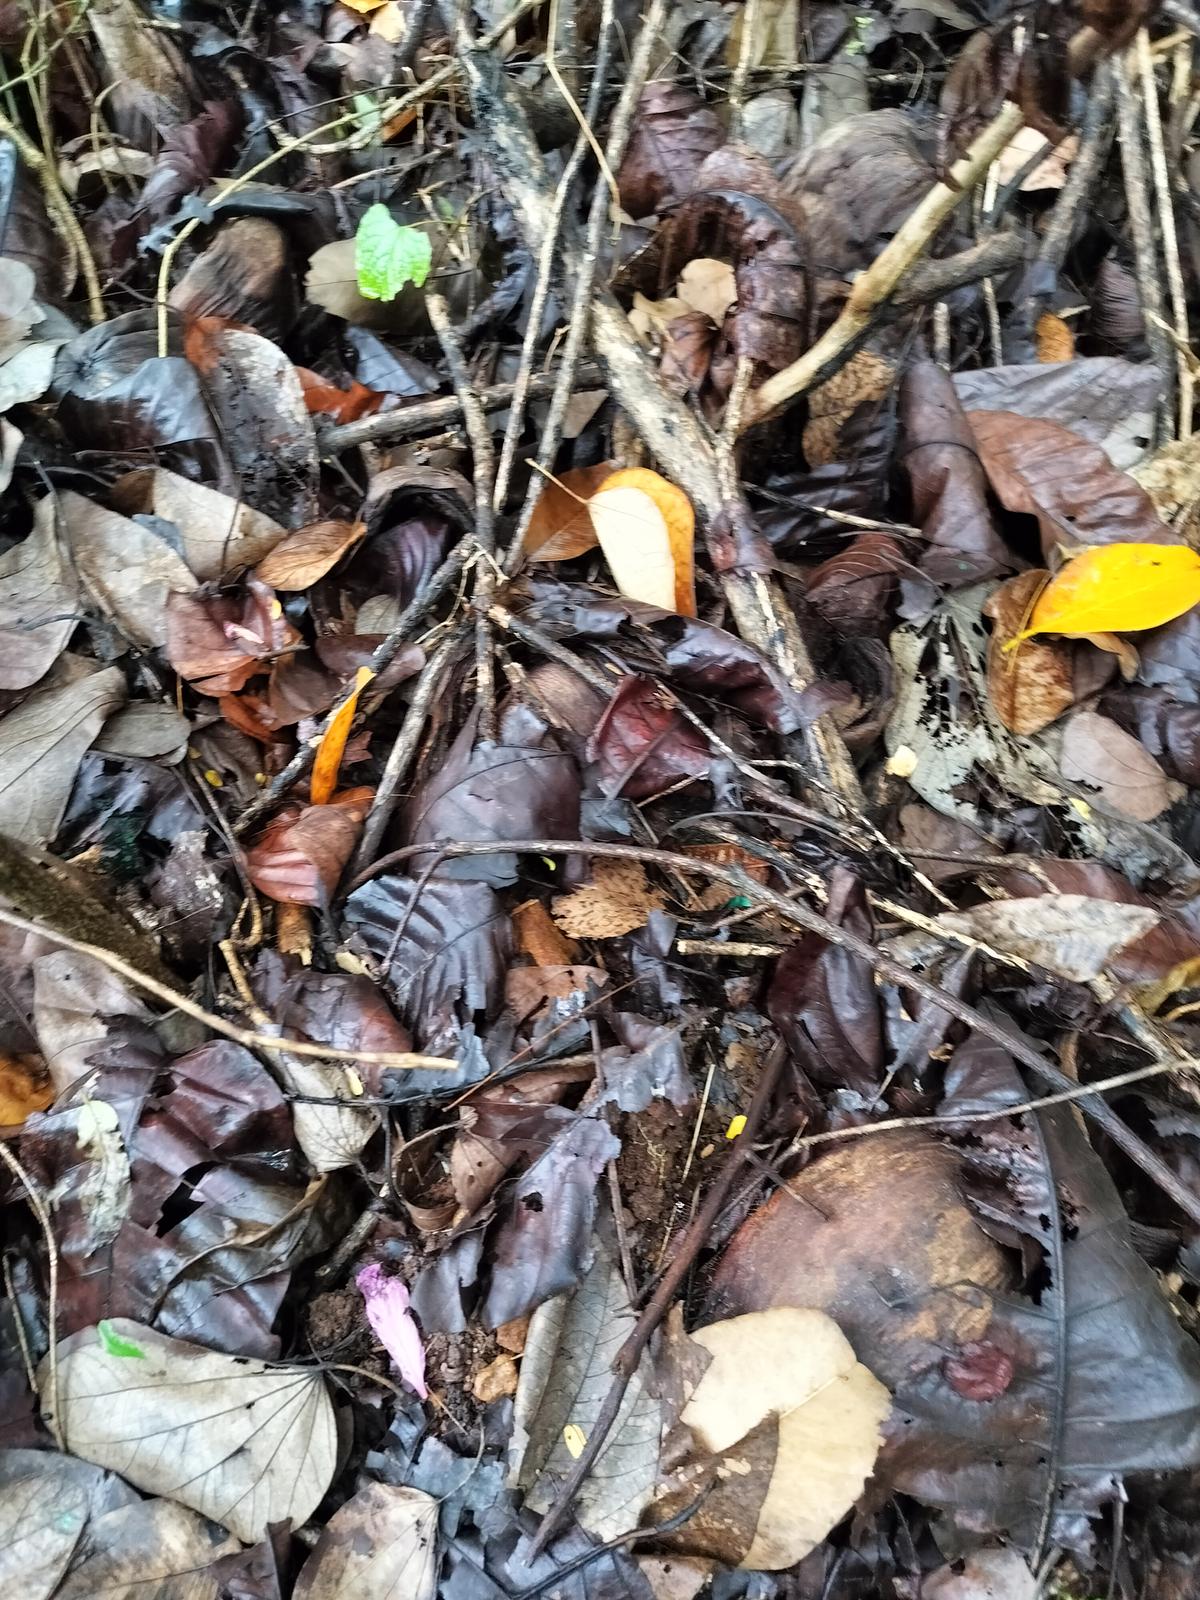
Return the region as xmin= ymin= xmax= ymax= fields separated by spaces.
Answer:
xmin=1137 ymin=26 xmax=1193 ymax=435
xmin=0 ymin=1138 xmax=62 ymax=1450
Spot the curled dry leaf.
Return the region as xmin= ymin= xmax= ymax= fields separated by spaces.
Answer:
xmin=246 ymin=788 xmax=373 ymax=906
xmin=588 ymin=468 xmax=697 ymax=616
xmin=1017 ymin=543 xmax=1200 ymax=642
xmin=524 ymin=462 xmax=613 ymax=560
xmin=293 ymin=1484 xmax=437 ymax=1600
xmin=670 ymin=1307 xmax=890 ymax=1571
xmin=983 ymin=571 xmax=1075 ymax=735
xmin=255 ymin=520 xmax=367 ymax=591
xmin=42 ymin=1320 xmax=337 ymax=1544
xmin=552 ymin=858 xmax=666 ymax=938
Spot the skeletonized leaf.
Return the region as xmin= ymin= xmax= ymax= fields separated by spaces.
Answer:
xmin=1017 ymin=542 xmax=1200 ymax=641
xmin=588 ymin=468 xmax=696 ymax=616
xmin=552 ymin=858 xmax=666 ymax=938
xmin=255 ymin=519 xmax=367 ymax=591
xmin=293 ymin=1484 xmax=437 ymax=1600
xmin=42 ymin=1320 xmax=337 ymax=1543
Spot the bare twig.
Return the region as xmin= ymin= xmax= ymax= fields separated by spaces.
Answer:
xmin=1137 ymin=26 xmax=1193 ymax=435
xmin=1118 ymin=49 xmax=1176 ymax=441
xmin=0 ymin=1138 xmax=62 ymax=1450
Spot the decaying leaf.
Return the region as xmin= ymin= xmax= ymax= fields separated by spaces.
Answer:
xmin=1017 ymin=543 xmax=1200 ymax=641
xmin=511 ymin=1235 xmax=662 ymax=1541
xmin=983 ymin=571 xmax=1075 ymax=734
xmin=293 ymin=1484 xmax=437 ymax=1600
xmin=588 ymin=468 xmax=696 ymax=616
xmin=43 ymin=1320 xmax=337 ymax=1543
xmin=246 ymin=789 xmax=372 ymax=906
xmin=1060 ymin=710 xmax=1183 ymax=821
xmin=803 ymin=349 xmax=894 ymax=467
xmin=0 ymin=665 xmax=125 ymax=844
xmin=935 ymin=894 xmax=1163 ymax=982
xmin=669 ymin=1307 xmax=889 ymax=1570
xmin=553 ymin=858 xmax=666 ymax=938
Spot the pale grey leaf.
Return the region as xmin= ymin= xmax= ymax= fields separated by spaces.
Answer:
xmin=55 ymin=1497 xmax=238 ymax=1600
xmin=60 ymin=490 xmax=197 ymax=648
xmin=0 ymin=494 xmax=77 ymax=689
xmin=0 ymin=1449 xmax=132 ymax=1600
xmin=0 ymin=665 xmax=125 ymax=842
xmin=293 ymin=1484 xmax=437 ymax=1600
xmin=149 ymin=468 xmax=287 ymax=580
xmin=935 ymin=894 xmax=1162 ymax=983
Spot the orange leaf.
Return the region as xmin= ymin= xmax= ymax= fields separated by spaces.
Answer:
xmin=255 ymin=520 xmax=367 ymax=591
xmin=311 ymin=667 xmax=373 ymax=805
xmin=524 ymin=462 xmax=614 ymax=560
xmin=1015 ymin=543 xmax=1200 ymax=642
xmin=296 ymin=368 xmax=383 ymax=425
xmin=0 ymin=1051 xmax=52 ymax=1128
xmin=587 ymin=466 xmax=696 ymax=616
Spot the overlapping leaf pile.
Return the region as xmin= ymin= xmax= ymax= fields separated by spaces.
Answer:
xmin=5 ymin=2 xmax=1200 ymax=1599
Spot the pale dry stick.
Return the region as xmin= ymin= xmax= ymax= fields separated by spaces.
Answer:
xmin=427 ymin=293 xmax=498 ymax=742
xmin=347 ymin=835 xmax=1200 ymax=1227
xmin=505 ymin=0 xmax=665 ymax=568
xmin=1137 ymin=26 xmax=1194 ymax=436
xmin=492 ymin=0 xmax=615 ymax=512
xmin=0 ymin=110 xmax=103 ymax=323
xmin=1118 ymin=51 xmax=1176 ymax=442
xmin=154 ymin=0 xmax=550 ymax=355
xmin=0 ymin=1139 xmax=62 ymax=1450
xmin=727 ymin=0 xmax=762 ymax=144
xmin=350 ymin=626 xmax=465 ymax=879
xmin=0 ymin=905 xmax=454 ymax=1070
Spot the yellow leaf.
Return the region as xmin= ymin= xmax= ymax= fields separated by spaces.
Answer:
xmin=563 ymin=1423 xmax=587 ymax=1458
xmin=725 ymin=1114 xmax=747 ymax=1140
xmin=311 ymin=667 xmax=373 ymax=806
xmin=587 ymin=467 xmax=696 ymax=616
xmin=1015 ymin=543 xmax=1200 ymax=641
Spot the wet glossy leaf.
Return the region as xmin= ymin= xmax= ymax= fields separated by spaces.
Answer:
xmin=1018 ymin=543 xmax=1200 ymax=641
xmin=617 ymin=83 xmax=724 ymax=218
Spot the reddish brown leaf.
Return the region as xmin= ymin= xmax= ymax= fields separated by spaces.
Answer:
xmin=296 ymin=368 xmax=383 ymax=425
xmin=524 ymin=463 xmax=613 ymax=561
xmin=967 ymin=411 xmax=1174 ymax=559
xmin=616 ymin=82 xmax=724 ymax=218
xmin=164 ymin=580 xmax=302 ymax=695
xmin=805 ymin=533 xmax=906 ymax=637
xmin=245 ymin=788 xmax=373 ymax=906
xmin=255 ymin=520 xmax=367 ymax=591
xmin=944 ymin=1342 xmax=1015 ymax=1402
xmin=983 ymin=571 xmax=1075 ymax=735
xmin=587 ymin=674 xmax=710 ymax=799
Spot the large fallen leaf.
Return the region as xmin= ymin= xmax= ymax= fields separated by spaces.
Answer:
xmin=54 ymin=1497 xmax=240 ymax=1600
xmin=983 ymin=571 xmax=1075 ymax=734
xmin=0 ymin=496 xmax=76 ymax=688
xmin=967 ymin=411 xmax=1173 ymax=557
xmin=0 ymin=1449 xmax=130 ymax=1600
xmin=672 ymin=1307 xmax=889 ymax=1570
xmin=0 ymin=665 xmax=125 ymax=844
xmin=59 ymin=491 xmax=197 ymax=649
xmin=1061 ymin=710 xmax=1183 ymax=821
xmin=934 ymin=894 xmax=1162 ymax=983
xmin=955 ymin=358 xmax=1160 ymax=472
xmin=293 ymin=1484 xmax=437 ymax=1600
xmin=1016 ymin=542 xmax=1200 ymax=641
xmin=587 ymin=468 xmax=696 ymax=616
xmin=140 ymin=467 xmax=288 ymax=580
xmin=42 ymin=1320 xmax=337 ymax=1543
xmin=510 ymin=1235 xmax=662 ymax=1541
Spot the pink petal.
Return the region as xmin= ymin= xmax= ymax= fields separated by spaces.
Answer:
xmin=357 ymin=1265 xmax=427 ymax=1398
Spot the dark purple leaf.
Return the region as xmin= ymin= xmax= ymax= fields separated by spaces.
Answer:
xmin=588 ymin=674 xmax=710 ymax=799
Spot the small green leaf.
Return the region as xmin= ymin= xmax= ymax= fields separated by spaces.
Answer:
xmin=98 ymin=1319 xmax=146 ymax=1359
xmin=726 ymin=895 xmax=752 ymax=910
xmin=355 ymin=204 xmax=432 ymax=301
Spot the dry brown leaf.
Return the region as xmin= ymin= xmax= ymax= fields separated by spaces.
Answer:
xmin=673 ymin=1308 xmax=890 ymax=1570
xmin=676 ymin=258 xmax=737 ymax=326
xmin=1060 ymin=710 xmax=1183 ymax=821
xmin=803 ymin=350 xmax=894 ymax=467
xmin=255 ymin=520 xmax=367 ymax=591
xmin=472 ymin=1352 xmax=519 ymax=1403
xmin=524 ymin=463 xmax=613 ymax=561
xmin=681 ymin=842 xmax=771 ymax=911
xmin=512 ymin=899 xmax=578 ymax=965
xmin=1036 ymin=311 xmax=1075 ymax=363
xmin=552 ymin=859 xmax=666 ymax=938
xmin=143 ymin=468 xmax=288 ymax=580
xmin=983 ymin=571 xmax=1075 ymax=735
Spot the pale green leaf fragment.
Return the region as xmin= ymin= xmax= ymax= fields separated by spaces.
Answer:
xmin=97 ymin=1319 xmax=145 ymax=1359
xmin=355 ymin=204 xmax=432 ymax=301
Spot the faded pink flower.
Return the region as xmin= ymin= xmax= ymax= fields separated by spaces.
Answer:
xmin=356 ymin=1264 xmax=428 ymax=1398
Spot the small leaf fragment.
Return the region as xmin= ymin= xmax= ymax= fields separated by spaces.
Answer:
xmin=562 ymin=1423 xmax=587 ymax=1458
xmin=97 ymin=1320 xmax=145 ymax=1359
xmin=311 ymin=668 xmax=373 ymax=806
xmin=354 ymin=204 xmax=432 ymax=301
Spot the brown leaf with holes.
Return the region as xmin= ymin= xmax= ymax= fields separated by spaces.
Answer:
xmin=552 ymin=859 xmax=666 ymax=938
xmin=984 ymin=571 xmax=1075 ymax=735
xmin=255 ymin=520 xmax=367 ymax=591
